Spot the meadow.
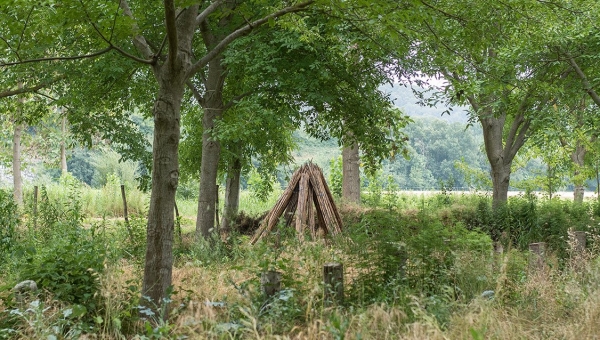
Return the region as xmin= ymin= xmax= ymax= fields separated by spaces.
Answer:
xmin=2 ymin=176 xmax=600 ymax=339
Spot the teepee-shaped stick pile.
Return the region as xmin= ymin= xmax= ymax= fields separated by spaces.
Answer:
xmin=250 ymin=162 xmax=343 ymax=244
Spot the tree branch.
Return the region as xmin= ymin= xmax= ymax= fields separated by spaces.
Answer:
xmin=16 ymin=6 xmax=35 ymax=54
xmin=164 ymin=0 xmax=178 ymax=69
xmin=79 ymin=0 xmax=154 ymax=65
xmin=510 ymin=117 xmax=531 ymax=159
xmin=505 ymin=113 xmax=525 ymax=155
xmin=0 ymin=47 xmax=113 ymax=67
xmin=0 ymin=35 xmax=21 ymax=62
xmin=196 ymin=0 xmax=225 ymax=26
xmin=119 ymin=0 xmax=155 ymax=60
xmin=187 ymin=1 xmax=314 ymax=78
xmin=223 ymin=90 xmax=254 ymax=111
xmin=465 ymin=94 xmax=480 ymax=112
xmin=419 ymin=0 xmax=467 ymax=24
xmin=566 ymin=54 xmax=600 ymax=107
xmin=186 ymin=80 xmax=205 ymax=106
xmin=0 ymin=76 xmax=64 ymax=99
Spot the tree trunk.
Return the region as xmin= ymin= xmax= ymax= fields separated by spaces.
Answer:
xmin=60 ymin=114 xmax=68 ymax=174
xmin=491 ymin=162 xmax=511 ymax=208
xmin=480 ymin=114 xmax=512 ymax=209
xmin=12 ymin=122 xmax=23 ymax=206
xmin=342 ymin=142 xmax=360 ymax=204
xmin=477 ymin=110 xmax=529 ymax=209
xmin=12 ymin=84 xmax=24 ymax=206
xmin=571 ymin=143 xmax=586 ymax=203
xmin=221 ymin=155 xmax=242 ymax=233
xmin=196 ymin=58 xmax=226 ymax=239
xmin=142 ymin=77 xmax=185 ymax=308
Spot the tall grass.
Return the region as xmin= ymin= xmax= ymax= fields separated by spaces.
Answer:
xmin=25 ymin=173 xmax=148 ymax=218
xmin=4 ymin=182 xmax=600 ymax=339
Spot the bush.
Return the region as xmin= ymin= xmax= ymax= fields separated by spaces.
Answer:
xmin=18 ymin=226 xmax=107 ymax=312
xmin=0 ymin=189 xmax=19 ymax=258
xmin=344 ymin=209 xmax=492 ymax=306
xmin=9 ymin=179 xmax=107 ymax=317
xmin=328 ymin=156 xmax=342 ymax=198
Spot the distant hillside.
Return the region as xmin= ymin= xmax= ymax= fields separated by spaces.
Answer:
xmin=380 ymin=83 xmax=470 ymax=124
xmin=290 ymin=130 xmax=340 ymax=175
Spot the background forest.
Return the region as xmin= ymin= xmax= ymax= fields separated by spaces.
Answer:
xmin=3 ymin=83 xmax=595 ymax=196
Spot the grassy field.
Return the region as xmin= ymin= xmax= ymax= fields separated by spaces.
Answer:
xmin=2 ymin=182 xmax=600 ymax=339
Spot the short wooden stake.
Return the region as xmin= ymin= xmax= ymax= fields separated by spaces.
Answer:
xmin=397 ymin=249 xmax=408 ymax=279
xmin=493 ymin=242 xmax=504 ymax=254
xmin=120 ymin=185 xmax=129 ymax=224
xmin=323 ymin=262 xmax=344 ymax=305
xmin=121 ymin=185 xmax=133 ymax=240
xmin=529 ymin=242 xmax=546 ymax=270
xmin=261 ymin=271 xmax=281 ymax=297
xmin=574 ymin=231 xmax=586 ymax=253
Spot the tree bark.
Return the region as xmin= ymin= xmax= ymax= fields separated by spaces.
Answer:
xmin=221 ymin=154 xmax=242 ymax=233
xmin=570 ymin=143 xmax=586 ymax=203
xmin=196 ymin=57 xmax=226 ymax=239
xmin=477 ymin=108 xmax=530 ymax=209
xmin=142 ymin=77 xmax=185 ymax=307
xmin=12 ymin=83 xmax=24 ymax=206
xmin=342 ymin=142 xmax=360 ymax=204
xmin=12 ymin=122 xmax=23 ymax=206
xmin=60 ymin=113 xmax=68 ymax=175
xmin=138 ymin=4 xmax=198 ymax=310
xmin=480 ymin=114 xmax=512 ymax=209
xmin=490 ymin=160 xmax=511 ymax=208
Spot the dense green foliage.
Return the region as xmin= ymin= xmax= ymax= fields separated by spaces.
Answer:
xmin=0 ymin=189 xmax=18 ymax=259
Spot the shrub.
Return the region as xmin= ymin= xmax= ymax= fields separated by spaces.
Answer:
xmin=19 ymin=230 xmax=105 ymax=313
xmin=10 ymin=179 xmax=107 ymax=317
xmin=345 ymin=209 xmax=492 ymax=305
xmin=328 ymin=156 xmax=343 ymax=198
xmin=0 ymin=189 xmax=19 ymax=258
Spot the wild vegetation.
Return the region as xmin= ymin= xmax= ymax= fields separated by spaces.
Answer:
xmin=2 ymin=177 xmax=600 ymax=339
xmin=3 ymin=0 xmax=600 ymax=338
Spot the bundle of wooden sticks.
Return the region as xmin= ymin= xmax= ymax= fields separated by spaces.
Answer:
xmin=251 ymin=162 xmax=343 ymax=244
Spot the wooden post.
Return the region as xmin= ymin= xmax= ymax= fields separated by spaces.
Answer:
xmin=493 ymin=242 xmax=504 ymax=254
xmin=120 ymin=185 xmax=133 ymax=240
xmin=120 ymin=185 xmax=129 ymax=224
xmin=574 ymin=231 xmax=586 ymax=253
xmin=323 ymin=262 xmax=344 ymax=305
xmin=33 ymin=186 xmax=38 ymax=228
xmin=529 ymin=242 xmax=546 ymax=270
xmin=261 ymin=271 xmax=281 ymax=297
xmin=398 ymin=250 xmax=408 ymax=279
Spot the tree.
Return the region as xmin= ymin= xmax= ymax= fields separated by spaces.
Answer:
xmin=409 ymin=0 xmax=561 ymax=207
xmin=12 ymin=89 xmax=24 ymax=205
xmin=182 ymin=9 xmax=410 ymax=227
xmin=2 ymin=0 xmax=318 ymax=310
xmin=528 ymin=93 xmax=600 ymax=202
xmin=342 ymin=142 xmax=360 ymax=204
